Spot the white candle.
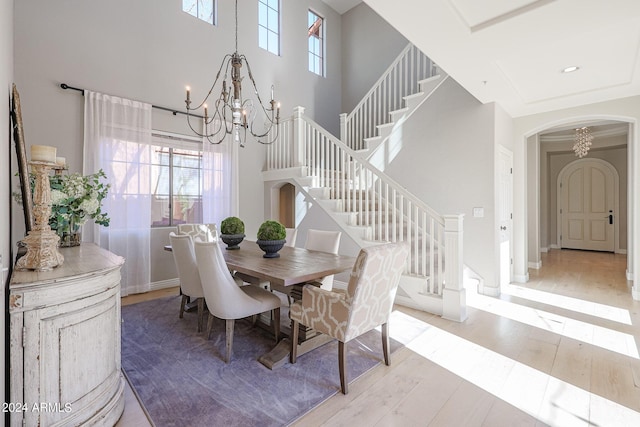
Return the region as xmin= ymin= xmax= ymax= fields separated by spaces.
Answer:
xmin=56 ymin=157 xmax=66 ymax=167
xmin=31 ymin=145 xmax=57 ymax=163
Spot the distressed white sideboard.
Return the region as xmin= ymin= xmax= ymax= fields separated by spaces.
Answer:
xmin=9 ymin=244 xmax=125 ymax=427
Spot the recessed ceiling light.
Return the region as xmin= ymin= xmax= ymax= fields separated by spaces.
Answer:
xmin=562 ymin=66 xmax=580 ymax=73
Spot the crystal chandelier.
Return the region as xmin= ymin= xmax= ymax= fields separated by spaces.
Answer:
xmin=573 ymin=126 xmax=593 ymax=158
xmin=184 ymin=0 xmax=279 ymax=147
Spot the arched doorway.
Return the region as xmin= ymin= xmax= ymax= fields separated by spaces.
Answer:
xmin=279 ymin=183 xmax=296 ymax=227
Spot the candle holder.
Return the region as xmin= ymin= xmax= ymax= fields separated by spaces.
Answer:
xmin=15 ymin=161 xmax=65 ymax=271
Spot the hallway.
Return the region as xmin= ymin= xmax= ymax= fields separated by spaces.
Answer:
xmin=299 ymin=249 xmax=640 ymax=426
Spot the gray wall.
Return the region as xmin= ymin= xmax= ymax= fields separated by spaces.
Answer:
xmin=340 ymin=2 xmax=407 ymax=113
xmin=12 ymin=0 xmax=343 ymax=282
xmin=382 ymin=78 xmax=499 ymax=289
xmin=1 ymin=0 xmax=13 ymax=411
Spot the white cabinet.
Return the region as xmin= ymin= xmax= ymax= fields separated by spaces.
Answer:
xmin=9 ymin=244 xmax=125 ymax=427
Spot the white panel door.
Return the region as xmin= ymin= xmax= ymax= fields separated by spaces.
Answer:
xmin=561 ymin=160 xmax=614 ymax=252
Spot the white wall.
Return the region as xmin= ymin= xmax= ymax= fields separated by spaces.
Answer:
xmin=513 ymin=95 xmax=640 ymax=299
xmin=382 ymin=78 xmax=499 ymax=290
xmin=1 ymin=0 xmax=14 ymax=414
xmin=340 ymin=3 xmax=407 ymax=113
xmin=12 ymin=0 xmax=343 ymax=282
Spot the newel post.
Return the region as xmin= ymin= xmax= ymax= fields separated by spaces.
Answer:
xmin=292 ymin=106 xmax=306 ymax=167
xmin=442 ymin=214 xmax=467 ymax=322
xmin=339 ymin=113 xmax=347 ymax=143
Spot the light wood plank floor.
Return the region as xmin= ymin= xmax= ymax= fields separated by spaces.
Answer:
xmin=116 ymin=249 xmax=640 ymax=426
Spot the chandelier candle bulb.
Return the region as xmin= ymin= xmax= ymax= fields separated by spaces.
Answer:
xmin=31 ymin=145 xmax=56 ymax=163
xmin=186 ymin=86 xmax=190 ymax=103
xmin=204 ymin=104 xmax=208 ymax=120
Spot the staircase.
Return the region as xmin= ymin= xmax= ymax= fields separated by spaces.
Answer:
xmin=263 ymin=44 xmax=466 ymax=321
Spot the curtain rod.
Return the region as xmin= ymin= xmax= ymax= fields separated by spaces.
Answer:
xmin=59 ymin=83 xmax=204 ymax=119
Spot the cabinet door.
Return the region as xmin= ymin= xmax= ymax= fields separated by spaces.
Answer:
xmin=23 ymin=286 xmax=121 ymax=426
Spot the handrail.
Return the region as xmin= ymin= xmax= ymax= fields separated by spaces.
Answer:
xmin=341 ymin=44 xmax=434 ymax=151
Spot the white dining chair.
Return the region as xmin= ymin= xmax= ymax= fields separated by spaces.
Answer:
xmin=304 ymin=229 xmax=342 ymax=290
xmin=194 ymin=240 xmax=282 ymax=363
xmin=285 ymin=228 xmax=298 ymax=247
xmin=169 ymin=232 xmax=206 ymax=332
xmin=177 ymin=223 xmax=219 ymax=242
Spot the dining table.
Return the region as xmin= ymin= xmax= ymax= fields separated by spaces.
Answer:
xmin=165 ymin=239 xmax=356 ymax=369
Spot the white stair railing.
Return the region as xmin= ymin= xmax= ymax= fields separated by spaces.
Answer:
xmin=340 ymin=44 xmax=435 ymax=151
xmin=266 ymin=107 xmax=463 ymax=299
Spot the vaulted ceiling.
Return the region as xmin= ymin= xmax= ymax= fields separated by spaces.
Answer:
xmin=331 ymin=0 xmax=640 ymax=119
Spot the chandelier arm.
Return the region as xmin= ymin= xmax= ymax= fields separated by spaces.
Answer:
xmin=189 ymin=54 xmax=233 ymax=112
xmin=242 ymin=55 xmax=274 ymax=118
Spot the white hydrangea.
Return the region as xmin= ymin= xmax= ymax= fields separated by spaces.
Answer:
xmin=79 ymin=197 xmax=99 ymax=216
xmin=51 ymin=190 xmax=68 ymax=205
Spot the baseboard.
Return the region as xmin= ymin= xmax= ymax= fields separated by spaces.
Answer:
xmin=616 ymin=249 xmax=627 ymax=254
xmin=627 ymin=269 xmax=633 ymax=281
xmin=549 ymin=244 xmax=559 ymax=249
xmin=149 ymin=278 xmax=180 ymax=291
xmin=633 ymin=284 xmax=640 ymax=301
xmin=528 ymin=261 xmax=542 ymax=269
xmin=540 ymin=247 xmax=548 ymax=253
xmin=513 ymin=273 xmax=529 ymax=283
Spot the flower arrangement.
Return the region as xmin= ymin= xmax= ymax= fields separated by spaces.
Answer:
xmin=48 ymin=169 xmax=111 ymax=235
xmin=14 ymin=169 xmax=111 ymax=241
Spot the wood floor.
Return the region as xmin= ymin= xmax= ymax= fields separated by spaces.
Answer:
xmin=116 ymin=249 xmax=640 ymax=426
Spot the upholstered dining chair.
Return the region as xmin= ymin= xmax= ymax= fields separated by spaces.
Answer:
xmin=194 ymin=240 xmax=282 ymax=363
xmin=285 ymin=227 xmax=298 ymax=247
xmin=177 ymin=223 xmax=219 ymax=242
xmin=304 ymin=229 xmax=341 ymax=290
xmin=169 ymin=232 xmax=206 ymax=332
xmin=289 ymin=242 xmax=409 ymax=394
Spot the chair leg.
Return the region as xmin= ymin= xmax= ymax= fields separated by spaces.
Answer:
xmin=272 ymin=307 xmax=281 ymax=343
xmin=179 ymin=294 xmax=188 ymax=319
xmin=382 ymin=322 xmax=390 ymax=366
xmin=339 ymin=341 xmax=348 ymax=394
xmin=289 ymin=320 xmax=299 ymax=363
xmin=196 ymin=298 xmax=205 ymax=333
xmin=206 ymin=313 xmax=214 ymax=340
xmin=225 ymin=319 xmax=235 ymax=363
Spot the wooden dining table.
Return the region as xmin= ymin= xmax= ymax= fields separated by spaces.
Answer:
xmin=165 ymin=239 xmax=356 ymax=369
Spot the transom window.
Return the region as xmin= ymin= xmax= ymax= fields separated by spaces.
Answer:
xmin=182 ymin=0 xmax=216 ymax=25
xmin=308 ymin=10 xmax=324 ymax=76
xmin=258 ymin=0 xmax=280 ymax=56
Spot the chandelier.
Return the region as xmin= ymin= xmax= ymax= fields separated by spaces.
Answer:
xmin=573 ymin=126 xmax=593 ymax=158
xmin=184 ymin=0 xmax=279 ymax=147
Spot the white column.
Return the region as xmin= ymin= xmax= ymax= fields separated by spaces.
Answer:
xmin=442 ymin=214 xmax=467 ymax=322
xmin=292 ymin=106 xmax=306 ymax=168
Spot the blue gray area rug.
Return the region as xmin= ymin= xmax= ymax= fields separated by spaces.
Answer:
xmin=121 ymin=295 xmax=417 ymax=426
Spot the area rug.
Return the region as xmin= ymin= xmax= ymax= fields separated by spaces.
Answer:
xmin=121 ymin=295 xmax=423 ymax=427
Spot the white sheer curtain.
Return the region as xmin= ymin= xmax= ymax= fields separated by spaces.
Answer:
xmin=83 ymin=91 xmax=153 ymax=296
xmin=202 ymin=133 xmax=239 ymax=225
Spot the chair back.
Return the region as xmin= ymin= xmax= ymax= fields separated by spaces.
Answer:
xmin=344 ymin=242 xmax=409 ymax=341
xmin=177 ymin=223 xmax=219 ymax=242
xmin=193 ymin=240 xmax=264 ymax=319
xmin=304 ymin=229 xmax=341 ymax=254
xmin=285 ymin=228 xmax=298 ymax=247
xmin=169 ymin=232 xmax=204 ymax=299
xmin=304 ymin=229 xmax=341 ymax=289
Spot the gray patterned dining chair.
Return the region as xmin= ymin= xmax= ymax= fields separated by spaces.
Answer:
xmin=289 ymin=242 xmax=409 ymax=394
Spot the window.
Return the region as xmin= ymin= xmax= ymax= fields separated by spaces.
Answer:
xmin=258 ymin=0 xmax=280 ymax=55
xmin=308 ymin=10 xmax=324 ymax=76
xmin=150 ymin=133 xmax=204 ymax=227
xmin=183 ymin=0 xmax=216 ymax=25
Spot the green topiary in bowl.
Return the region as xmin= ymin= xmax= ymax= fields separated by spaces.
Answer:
xmin=221 ymin=216 xmax=245 ymax=235
xmin=220 ymin=216 xmax=245 ymax=249
xmin=256 ymin=220 xmax=286 ymax=258
xmin=257 ymin=220 xmax=286 ymax=241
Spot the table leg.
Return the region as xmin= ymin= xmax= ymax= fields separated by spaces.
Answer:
xmin=258 ymin=282 xmax=333 ymax=370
